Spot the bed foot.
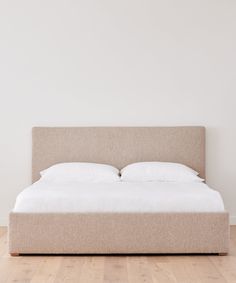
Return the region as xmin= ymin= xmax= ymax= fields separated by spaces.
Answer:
xmin=218 ymin=252 xmax=227 ymax=256
xmin=10 ymin=253 xmax=19 ymax=257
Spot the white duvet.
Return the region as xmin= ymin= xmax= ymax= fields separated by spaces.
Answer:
xmin=13 ymin=180 xmax=225 ymax=213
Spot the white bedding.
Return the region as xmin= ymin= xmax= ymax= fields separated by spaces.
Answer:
xmin=13 ymin=180 xmax=224 ymax=213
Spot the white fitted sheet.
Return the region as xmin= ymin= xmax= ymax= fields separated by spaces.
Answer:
xmin=13 ymin=180 xmax=225 ymax=213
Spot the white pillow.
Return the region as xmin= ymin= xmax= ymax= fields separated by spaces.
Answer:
xmin=121 ymin=162 xmax=204 ymax=182
xmin=40 ymin=162 xmax=120 ymax=183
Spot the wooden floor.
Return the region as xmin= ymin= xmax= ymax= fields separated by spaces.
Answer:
xmin=0 ymin=227 xmax=236 ymax=283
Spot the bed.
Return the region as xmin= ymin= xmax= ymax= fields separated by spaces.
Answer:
xmin=9 ymin=127 xmax=229 ymax=255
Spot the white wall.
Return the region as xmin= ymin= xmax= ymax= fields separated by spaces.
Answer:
xmin=0 ymin=0 xmax=236 ymax=225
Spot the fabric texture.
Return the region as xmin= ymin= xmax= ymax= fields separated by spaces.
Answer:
xmin=13 ymin=180 xmax=225 ymax=213
xmin=9 ymin=212 xmax=229 ymax=254
xmin=32 ymin=127 xmax=205 ymax=182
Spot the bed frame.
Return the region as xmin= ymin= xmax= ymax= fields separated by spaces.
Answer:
xmin=9 ymin=127 xmax=229 ymax=255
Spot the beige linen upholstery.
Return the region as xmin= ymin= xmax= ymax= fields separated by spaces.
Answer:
xmin=9 ymin=126 xmax=229 ymax=255
xmin=32 ymin=127 xmax=205 ymax=182
xmin=9 ymin=212 xmax=229 ymax=254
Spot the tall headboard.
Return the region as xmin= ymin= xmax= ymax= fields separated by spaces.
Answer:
xmin=32 ymin=126 xmax=205 ymax=182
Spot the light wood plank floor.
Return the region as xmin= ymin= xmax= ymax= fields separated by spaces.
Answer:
xmin=0 ymin=226 xmax=236 ymax=283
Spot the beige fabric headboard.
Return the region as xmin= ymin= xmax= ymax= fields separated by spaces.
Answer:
xmin=32 ymin=126 xmax=205 ymax=182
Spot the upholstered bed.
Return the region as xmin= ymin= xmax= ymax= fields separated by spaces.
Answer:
xmin=8 ymin=127 xmax=229 ymax=255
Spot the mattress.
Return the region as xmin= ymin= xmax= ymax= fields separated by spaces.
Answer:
xmin=13 ymin=180 xmax=225 ymax=213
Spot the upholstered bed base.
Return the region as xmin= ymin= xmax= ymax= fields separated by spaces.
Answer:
xmin=9 ymin=212 xmax=229 ymax=254
xmin=9 ymin=127 xmax=229 ymax=255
